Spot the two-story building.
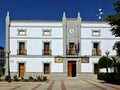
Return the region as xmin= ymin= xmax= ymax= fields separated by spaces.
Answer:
xmin=5 ymin=12 xmax=120 ymax=79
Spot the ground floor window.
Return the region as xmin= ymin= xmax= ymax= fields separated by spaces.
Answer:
xmin=44 ymin=63 xmax=50 ymax=74
xmin=94 ymin=63 xmax=99 ymax=74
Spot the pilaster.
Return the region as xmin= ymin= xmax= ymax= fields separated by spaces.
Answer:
xmin=62 ymin=12 xmax=67 ymax=56
xmin=5 ymin=11 xmax=10 ymax=76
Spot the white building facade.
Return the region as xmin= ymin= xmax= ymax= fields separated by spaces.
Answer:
xmin=5 ymin=12 xmax=120 ymax=79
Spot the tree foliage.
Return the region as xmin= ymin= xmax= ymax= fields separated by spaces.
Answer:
xmin=98 ymin=56 xmax=112 ymax=68
xmin=106 ymin=0 xmax=120 ymax=37
xmin=111 ymin=56 xmax=120 ymax=72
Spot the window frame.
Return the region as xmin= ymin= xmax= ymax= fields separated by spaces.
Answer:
xmin=17 ymin=40 xmax=27 ymax=55
xmin=42 ymin=62 xmax=51 ymax=75
xmin=92 ymin=30 xmax=101 ymax=36
xmin=17 ymin=29 xmax=27 ymax=36
xmin=42 ymin=29 xmax=51 ymax=36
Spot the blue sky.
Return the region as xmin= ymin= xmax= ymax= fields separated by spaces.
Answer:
xmin=0 ymin=0 xmax=115 ymax=48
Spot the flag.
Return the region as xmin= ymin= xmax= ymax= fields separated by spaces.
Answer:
xmin=77 ymin=41 xmax=80 ymax=53
xmin=66 ymin=44 xmax=69 ymax=55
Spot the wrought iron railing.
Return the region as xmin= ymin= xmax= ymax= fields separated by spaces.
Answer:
xmin=17 ymin=49 xmax=27 ymax=55
xmin=92 ymin=49 xmax=101 ymax=56
xmin=42 ymin=49 xmax=52 ymax=55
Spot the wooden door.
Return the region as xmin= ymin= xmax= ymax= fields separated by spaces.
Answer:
xmin=68 ymin=62 xmax=72 ymax=77
xmin=68 ymin=61 xmax=76 ymax=77
xmin=19 ymin=63 xmax=25 ymax=77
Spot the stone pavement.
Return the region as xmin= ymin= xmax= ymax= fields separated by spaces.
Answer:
xmin=0 ymin=79 xmax=120 ymax=90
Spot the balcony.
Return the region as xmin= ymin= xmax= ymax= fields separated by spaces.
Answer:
xmin=66 ymin=48 xmax=78 ymax=55
xmin=17 ymin=49 xmax=27 ymax=55
xmin=42 ymin=49 xmax=52 ymax=55
xmin=92 ymin=49 xmax=101 ymax=56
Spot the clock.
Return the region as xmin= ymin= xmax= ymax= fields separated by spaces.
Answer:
xmin=69 ymin=28 xmax=74 ymax=34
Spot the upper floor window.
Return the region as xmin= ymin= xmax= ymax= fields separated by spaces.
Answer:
xmin=92 ymin=30 xmax=100 ymax=36
xmin=92 ymin=42 xmax=101 ymax=56
xmin=18 ymin=29 xmax=27 ymax=36
xmin=66 ymin=42 xmax=79 ymax=55
xmin=17 ymin=42 xmax=27 ymax=55
xmin=42 ymin=29 xmax=51 ymax=36
xmin=42 ymin=42 xmax=51 ymax=55
xmin=69 ymin=42 xmax=75 ymax=55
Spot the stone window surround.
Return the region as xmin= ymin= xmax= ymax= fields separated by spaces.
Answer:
xmin=17 ymin=29 xmax=27 ymax=36
xmin=92 ymin=29 xmax=101 ymax=36
xmin=92 ymin=41 xmax=101 ymax=49
xmin=42 ymin=40 xmax=52 ymax=55
xmin=42 ymin=61 xmax=51 ymax=74
xmin=17 ymin=40 xmax=27 ymax=55
xmin=42 ymin=29 xmax=51 ymax=36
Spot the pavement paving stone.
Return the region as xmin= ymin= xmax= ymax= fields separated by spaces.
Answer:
xmin=86 ymin=80 xmax=120 ymax=90
xmin=63 ymin=79 xmax=101 ymax=90
xmin=0 ymin=79 xmax=120 ymax=90
xmin=52 ymin=80 xmax=61 ymax=90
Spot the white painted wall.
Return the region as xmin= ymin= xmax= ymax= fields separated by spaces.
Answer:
xmin=9 ymin=20 xmax=120 ymax=74
xmin=10 ymin=58 xmax=63 ymax=72
xmin=10 ymin=21 xmax=63 ymax=56
xmin=80 ymin=22 xmax=120 ymax=56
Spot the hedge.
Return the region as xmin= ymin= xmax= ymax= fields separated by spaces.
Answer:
xmin=97 ymin=72 xmax=120 ymax=84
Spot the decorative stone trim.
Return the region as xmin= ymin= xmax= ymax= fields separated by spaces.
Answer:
xmin=9 ymin=72 xmax=97 ymax=79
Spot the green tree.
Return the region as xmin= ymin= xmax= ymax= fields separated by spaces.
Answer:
xmin=106 ymin=0 xmax=120 ymax=37
xmin=111 ymin=56 xmax=120 ymax=72
xmin=111 ymin=57 xmax=118 ymax=73
xmin=98 ymin=56 xmax=112 ymax=73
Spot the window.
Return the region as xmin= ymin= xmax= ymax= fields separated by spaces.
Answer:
xmin=69 ymin=42 xmax=75 ymax=55
xmin=42 ymin=42 xmax=51 ymax=55
xmin=92 ymin=42 xmax=101 ymax=56
xmin=18 ymin=42 xmax=26 ymax=55
xmin=94 ymin=64 xmax=99 ymax=74
xmin=92 ymin=30 xmax=100 ymax=36
xmin=44 ymin=63 xmax=50 ymax=74
xmin=42 ymin=29 xmax=51 ymax=36
xmin=18 ymin=29 xmax=27 ymax=36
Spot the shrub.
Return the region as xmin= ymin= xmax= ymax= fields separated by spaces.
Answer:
xmin=98 ymin=72 xmax=120 ymax=84
xmin=43 ymin=76 xmax=47 ymax=81
xmin=5 ymin=75 xmax=11 ymax=81
xmin=105 ymin=73 xmax=115 ymax=82
xmin=115 ymin=72 xmax=120 ymax=84
xmin=97 ymin=72 xmax=106 ymax=80
xmin=36 ymin=76 xmax=42 ymax=81
xmin=13 ymin=75 xmax=19 ymax=81
xmin=98 ymin=56 xmax=112 ymax=68
xmin=28 ymin=76 xmax=34 ymax=81
xmin=21 ymin=77 xmax=24 ymax=80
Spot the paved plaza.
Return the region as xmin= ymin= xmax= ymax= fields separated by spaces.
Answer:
xmin=0 ymin=79 xmax=120 ymax=90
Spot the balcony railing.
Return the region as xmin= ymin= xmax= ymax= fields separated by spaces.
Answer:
xmin=17 ymin=49 xmax=27 ymax=55
xmin=42 ymin=49 xmax=52 ymax=55
xmin=92 ymin=49 xmax=101 ymax=56
xmin=66 ymin=48 xmax=78 ymax=55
